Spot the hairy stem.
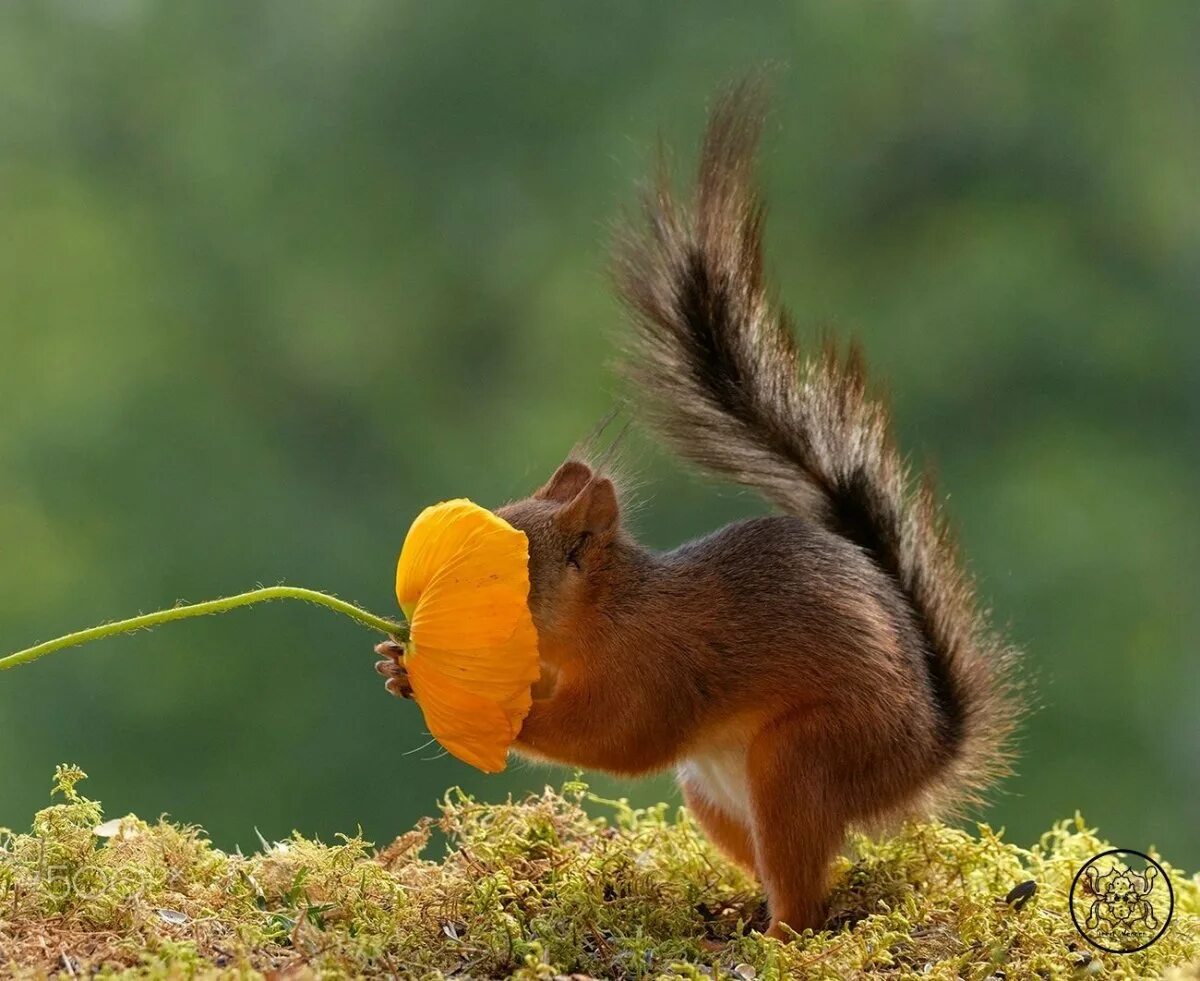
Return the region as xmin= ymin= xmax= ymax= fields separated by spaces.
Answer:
xmin=0 ymin=586 xmax=409 ymax=673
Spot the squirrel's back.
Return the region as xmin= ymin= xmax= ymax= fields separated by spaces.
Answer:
xmin=614 ymin=84 xmax=1021 ymax=810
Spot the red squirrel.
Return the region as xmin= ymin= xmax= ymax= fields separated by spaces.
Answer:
xmin=376 ymin=86 xmax=1020 ymax=939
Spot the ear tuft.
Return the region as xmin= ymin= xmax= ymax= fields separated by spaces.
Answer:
xmin=535 ymin=459 xmax=594 ymax=503
xmin=556 ymin=477 xmax=619 ymax=537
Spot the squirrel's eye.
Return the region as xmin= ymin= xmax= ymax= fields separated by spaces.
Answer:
xmin=566 ymin=533 xmax=589 ymax=570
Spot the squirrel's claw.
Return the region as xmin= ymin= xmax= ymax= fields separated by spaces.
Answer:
xmin=374 ymin=637 xmax=405 ymax=660
xmin=375 ymin=657 xmax=414 ymax=699
xmin=384 ymin=674 xmax=414 ymax=699
xmin=374 ymin=636 xmax=413 ymax=700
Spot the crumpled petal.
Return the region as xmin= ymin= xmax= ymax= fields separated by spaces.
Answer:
xmin=405 ymin=655 xmax=526 ymax=774
xmin=394 ymin=499 xmax=540 ymax=772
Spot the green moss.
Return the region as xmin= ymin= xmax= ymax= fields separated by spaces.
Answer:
xmin=0 ymin=767 xmax=1196 ymax=979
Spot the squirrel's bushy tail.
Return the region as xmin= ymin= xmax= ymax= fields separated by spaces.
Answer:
xmin=614 ymin=84 xmax=1020 ymax=808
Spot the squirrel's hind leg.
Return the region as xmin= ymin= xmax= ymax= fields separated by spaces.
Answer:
xmin=745 ymin=711 xmax=854 ymax=939
xmin=680 ymin=778 xmax=757 ymax=873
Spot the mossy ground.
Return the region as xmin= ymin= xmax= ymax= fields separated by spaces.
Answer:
xmin=0 ymin=767 xmax=1196 ymax=979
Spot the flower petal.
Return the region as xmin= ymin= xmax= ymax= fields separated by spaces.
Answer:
xmin=393 ymin=499 xmax=541 ymax=773
xmin=413 ymin=635 xmax=540 ymax=701
xmin=406 ymin=652 xmax=522 ymax=773
xmin=410 ymin=533 xmax=531 ymax=649
xmin=396 ymin=500 xmax=485 ymax=613
xmin=397 ymin=502 xmax=530 ymax=644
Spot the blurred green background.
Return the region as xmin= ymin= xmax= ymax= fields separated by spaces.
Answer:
xmin=2 ymin=2 xmax=1197 ymax=869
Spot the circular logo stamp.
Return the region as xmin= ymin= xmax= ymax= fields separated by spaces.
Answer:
xmin=1070 ymin=849 xmax=1174 ymax=954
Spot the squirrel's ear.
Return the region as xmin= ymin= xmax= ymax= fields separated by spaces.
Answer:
xmin=535 ymin=459 xmax=593 ymax=503
xmin=556 ymin=477 xmax=619 ymax=537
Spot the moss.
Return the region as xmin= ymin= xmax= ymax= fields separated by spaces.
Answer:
xmin=0 ymin=768 xmax=1196 ymax=979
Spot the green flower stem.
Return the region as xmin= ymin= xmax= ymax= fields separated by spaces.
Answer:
xmin=0 ymin=586 xmax=409 ymax=673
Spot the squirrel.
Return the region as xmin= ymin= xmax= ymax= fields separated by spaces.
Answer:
xmin=376 ymin=85 xmax=1021 ymax=940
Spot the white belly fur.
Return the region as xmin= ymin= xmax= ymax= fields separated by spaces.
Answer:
xmin=677 ymin=740 xmax=752 ymax=823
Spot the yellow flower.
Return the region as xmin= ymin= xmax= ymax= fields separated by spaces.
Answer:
xmin=395 ymin=499 xmax=540 ymax=773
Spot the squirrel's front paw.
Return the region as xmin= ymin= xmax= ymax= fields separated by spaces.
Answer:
xmin=374 ymin=638 xmax=413 ymax=699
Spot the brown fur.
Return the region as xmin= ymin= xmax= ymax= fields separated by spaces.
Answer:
xmin=387 ymin=85 xmax=1022 ymax=940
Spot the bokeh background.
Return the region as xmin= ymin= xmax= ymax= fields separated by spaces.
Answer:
xmin=2 ymin=2 xmax=1197 ymax=869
